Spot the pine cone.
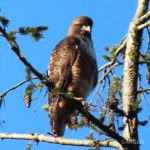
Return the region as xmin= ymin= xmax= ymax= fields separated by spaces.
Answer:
xmin=147 ymin=71 xmax=150 ymax=84
xmin=82 ymin=115 xmax=89 ymax=126
xmin=24 ymin=95 xmax=31 ymax=108
xmin=109 ymin=123 xmax=116 ymax=132
xmin=71 ymin=116 xmax=78 ymax=131
xmin=107 ymin=96 xmax=119 ymax=110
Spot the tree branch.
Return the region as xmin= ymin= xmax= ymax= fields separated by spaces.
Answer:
xmin=0 ymin=23 xmax=126 ymax=148
xmin=0 ymin=77 xmax=38 ymax=98
xmin=122 ymin=0 xmax=149 ymax=150
xmin=98 ymin=62 xmax=121 ymax=83
xmin=0 ymin=26 xmax=54 ymax=89
xmin=98 ymin=37 xmax=127 ymax=72
xmin=76 ymin=102 xmax=132 ymax=149
xmin=0 ymin=133 xmax=122 ymax=148
xmin=138 ymin=88 xmax=150 ymax=93
xmin=139 ymin=11 xmax=150 ymax=23
xmin=137 ymin=21 xmax=150 ymax=30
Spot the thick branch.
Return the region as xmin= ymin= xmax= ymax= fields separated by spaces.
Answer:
xmin=122 ymin=0 xmax=149 ymax=149
xmin=0 ymin=24 xmax=126 ymax=148
xmin=134 ymin=0 xmax=149 ymax=18
xmin=0 ymin=24 xmax=123 ymax=145
xmin=0 ymin=133 xmax=121 ymax=148
xmin=76 ymin=102 xmax=132 ymax=149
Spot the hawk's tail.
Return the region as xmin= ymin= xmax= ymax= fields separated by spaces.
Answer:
xmin=49 ymin=94 xmax=70 ymax=137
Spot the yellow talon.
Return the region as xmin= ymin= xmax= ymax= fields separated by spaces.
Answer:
xmin=73 ymin=97 xmax=83 ymax=101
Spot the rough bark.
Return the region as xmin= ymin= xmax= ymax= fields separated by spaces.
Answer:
xmin=122 ymin=0 xmax=149 ymax=150
xmin=0 ymin=133 xmax=122 ymax=148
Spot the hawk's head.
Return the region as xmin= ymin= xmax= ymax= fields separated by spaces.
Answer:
xmin=68 ymin=16 xmax=93 ymax=39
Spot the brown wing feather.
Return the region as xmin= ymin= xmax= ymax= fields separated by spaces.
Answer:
xmin=48 ymin=36 xmax=80 ymax=136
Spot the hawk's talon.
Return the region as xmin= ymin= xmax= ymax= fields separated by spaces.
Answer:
xmin=73 ymin=97 xmax=83 ymax=101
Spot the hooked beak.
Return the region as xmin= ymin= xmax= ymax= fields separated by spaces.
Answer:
xmin=82 ymin=25 xmax=91 ymax=32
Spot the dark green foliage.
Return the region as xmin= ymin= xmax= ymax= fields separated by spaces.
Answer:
xmin=109 ymin=46 xmax=118 ymax=54
xmin=26 ymin=67 xmax=32 ymax=80
xmin=25 ymin=84 xmax=34 ymax=97
xmin=54 ymin=86 xmax=74 ymax=99
xmin=86 ymin=131 xmax=94 ymax=140
xmin=104 ymin=46 xmax=109 ymax=51
xmin=24 ymin=80 xmax=44 ymax=108
xmin=42 ymin=104 xmax=49 ymax=112
xmin=76 ymin=119 xmax=85 ymax=128
xmin=0 ymin=14 xmax=48 ymax=42
xmin=25 ymin=67 xmax=43 ymax=102
xmin=19 ymin=26 xmax=48 ymax=41
xmin=130 ymin=98 xmax=142 ymax=112
xmin=42 ymin=104 xmax=50 ymax=117
xmin=102 ymin=54 xmax=111 ymax=61
xmin=36 ymin=82 xmax=44 ymax=90
xmin=0 ymin=15 xmax=9 ymax=27
xmin=7 ymin=31 xmax=16 ymax=41
xmin=65 ymin=92 xmax=74 ymax=99
xmin=102 ymin=45 xmax=118 ymax=62
xmin=19 ymin=27 xmax=28 ymax=35
xmin=53 ymin=87 xmax=61 ymax=94
xmin=109 ymin=75 xmax=122 ymax=98
xmin=24 ymin=66 xmax=45 ymax=108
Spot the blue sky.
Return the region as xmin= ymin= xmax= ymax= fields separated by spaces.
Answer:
xmin=0 ymin=0 xmax=149 ymax=150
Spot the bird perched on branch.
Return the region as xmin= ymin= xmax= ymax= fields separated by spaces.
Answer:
xmin=48 ymin=16 xmax=98 ymax=136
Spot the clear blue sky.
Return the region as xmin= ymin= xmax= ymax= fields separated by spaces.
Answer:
xmin=0 ymin=0 xmax=149 ymax=150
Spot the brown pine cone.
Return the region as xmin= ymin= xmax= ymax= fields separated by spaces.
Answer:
xmin=82 ymin=115 xmax=89 ymax=126
xmin=147 ymin=71 xmax=150 ymax=84
xmin=24 ymin=95 xmax=31 ymax=108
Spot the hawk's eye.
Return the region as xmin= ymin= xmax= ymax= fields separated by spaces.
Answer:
xmin=78 ymin=24 xmax=83 ymax=27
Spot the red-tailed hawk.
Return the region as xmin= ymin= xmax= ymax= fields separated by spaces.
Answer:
xmin=48 ymin=16 xmax=98 ymax=136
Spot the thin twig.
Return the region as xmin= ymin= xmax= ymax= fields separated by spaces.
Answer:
xmin=98 ymin=63 xmax=121 ymax=83
xmin=0 ymin=77 xmax=38 ymax=98
xmin=137 ymin=88 xmax=150 ymax=93
xmin=0 ymin=24 xmax=126 ymax=147
xmin=98 ymin=37 xmax=127 ymax=72
xmin=0 ymin=26 xmax=54 ymax=89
